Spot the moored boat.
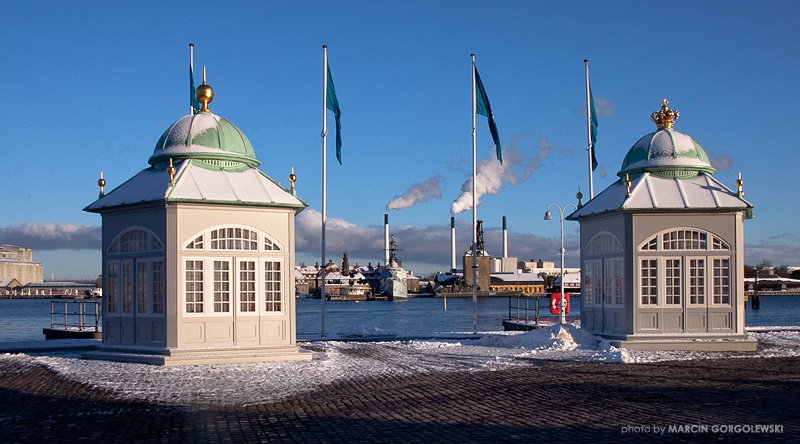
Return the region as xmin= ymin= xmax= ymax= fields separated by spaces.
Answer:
xmin=369 ymin=237 xmax=408 ymax=301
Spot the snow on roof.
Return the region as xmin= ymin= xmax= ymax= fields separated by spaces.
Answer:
xmin=491 ymin=273 xmax=544 ymax=283
xmin=25 ymin=281 xmax=96 ymax=287
xmin=569 ymin=172 xmax=752 ymax=219
xmin=85 ymin=159 xmax=306 ymax=212
xmin=554 ymin=273 xmax=581 ymax=285
xmin=0 ymin=278 xmax=20 ymax=287
xmin=325 ymin=271 xmax=366 ymax=281
xmin=744 ymin=277 xmax=800 ymax=284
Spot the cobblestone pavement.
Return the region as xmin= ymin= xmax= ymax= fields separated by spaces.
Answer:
xmin=1 ymin=353 xmax=799 ymax=443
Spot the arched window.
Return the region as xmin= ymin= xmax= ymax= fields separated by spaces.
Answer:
xmin=638 ymin=228 xmax=730 ymax=251
xmin=582 ymin=232 xmax=624 ymax=307
xmin=183 ymin=225 xmax=283 ymax=252
xmin=107 ymin=228 xmax=164 ymax=254
xmin=583 ymin=232 xmax=623 ymax=256
xmin=637 ymin=228 xmax=732 ymax=309
xmin=105 ymin=227 xmax=164 ymax=317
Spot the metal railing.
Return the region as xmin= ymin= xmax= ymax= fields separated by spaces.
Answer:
xmin=507 ymin=294 xmax=548 ymax=325
xmin=50 ymin=301 xmax=101 ymax=331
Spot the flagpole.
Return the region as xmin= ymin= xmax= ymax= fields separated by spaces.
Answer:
xmin=470 ymin=54 xmax=478 ymax=335
xmin=585 ymin=59 xmax=594 ymax=199
xmin=190 ymin=44 xmax=195 ymax=115
xmin=321 ymin=45 xmax=328 ymax=336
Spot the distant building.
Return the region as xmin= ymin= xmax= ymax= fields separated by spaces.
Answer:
xmin=744 ymin=277 xmax=800 ymax=292
xmin=569 ymin=100 xmax=755 ymax=351
xmin=518 ymin=259 xmax=555 ymax=271
xmin=490 ymin=273 xmax=545 ymax=294
xmin=22 ymin=281 xmax=98 ymax=298
xmin=0 ymin=244 xmax=43 ymax=286
xmin=0 ymin=278 xmax=23 ymax=297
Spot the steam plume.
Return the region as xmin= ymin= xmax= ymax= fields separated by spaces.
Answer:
xmin=450 ymin=137 xmax=562 ymax=215
xmin=386 ymin=174 xmax=443 ymax=210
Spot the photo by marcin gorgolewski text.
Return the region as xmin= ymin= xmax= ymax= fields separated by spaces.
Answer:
xmin=621 ymin=424 xmax=784 ymax=436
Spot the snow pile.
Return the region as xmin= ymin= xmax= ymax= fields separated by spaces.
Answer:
xmin=476 ymin=323 xmax=625 ymax=362
xmin=478 ymin=323 xmax=603 ymax=351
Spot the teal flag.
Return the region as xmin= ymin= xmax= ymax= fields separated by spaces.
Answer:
xmin=589 ymin=85 xmax=598 ymax=171
xmin=474 ymin=63 xmax=502 ymax=164
xmin=190 ymin=62 xmax=199 ymax=114
xmin=326 ymin=61 xmax=342 ymax=165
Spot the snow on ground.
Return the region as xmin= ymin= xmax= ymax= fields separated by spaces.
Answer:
xmin=2 ymin=324 xmax=800 ymax=409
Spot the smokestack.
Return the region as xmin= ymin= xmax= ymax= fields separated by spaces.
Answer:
xmin=384 ymin=213 xmax=390 ymax=266
xmin=502 ymin=216 xmax=508 ymax=258
xmin=451 ymin=216 xmax=456 ymax=272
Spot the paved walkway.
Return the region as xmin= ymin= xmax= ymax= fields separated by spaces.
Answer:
xmin=1 ymin=353 xmax=799 ymax=443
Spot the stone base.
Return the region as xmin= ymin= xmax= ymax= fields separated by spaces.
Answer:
xmin=82 ymin=344 xmax=313 ymax=366
xmin=610 ymin=337 xmax=758 ymax=352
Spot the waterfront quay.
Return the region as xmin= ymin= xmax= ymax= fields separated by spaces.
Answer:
xmin=1 ymin=351 xmax=799 ymax=443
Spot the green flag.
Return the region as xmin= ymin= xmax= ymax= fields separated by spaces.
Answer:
xmin=589 ymin=84 xmax=598 ymax=171
xmin=326 ymin=61 xmax=342 ymax=165
xmin=190 ymin=58 xmax=199 ymax=114
xmin=474 ymin=63 xmax=502 ymax=164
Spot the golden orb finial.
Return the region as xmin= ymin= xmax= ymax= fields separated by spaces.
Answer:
xmin=288 ymin=167 xmax=297 ymax=194
xmin=98 ymin=172 xmax=106 ymax=196
xmin=651 ymin=98 xmax=679 ymax=129
xmin=736 ymin=172 xmax=744 ymax=197
xmin=624 ymin=174 xmax=632 ymax=197
xmin=195 ymin=66 xmax=214 ymax=112
xmin=168 ymin=158 xmax=176 ymax=184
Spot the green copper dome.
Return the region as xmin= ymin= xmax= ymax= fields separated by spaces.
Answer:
xmin=618 ymin=101 xmax=714 ymax=179
xmin=149 ymin=111 xmax=260 ymax=170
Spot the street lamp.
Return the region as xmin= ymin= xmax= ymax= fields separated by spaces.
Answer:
xmin=544 ymin=203 xmax=577 ymax=324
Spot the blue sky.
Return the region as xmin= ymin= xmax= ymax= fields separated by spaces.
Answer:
xmin=2 ymin=1 xmax=799 ymax=279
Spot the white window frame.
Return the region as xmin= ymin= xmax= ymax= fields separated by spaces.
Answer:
xmin=638 ymin=228 xmax=731 ymax=253
xmin=238 ymin=259 xmax=257 ymax=314
xmin=184 ymin=258 xmax=205 ymax=315
xmin=121 ymin=260 xmax=134 ymax=314
xmin=107 ymin=227 xmax=164 ymax=254
xmin=711 ymin=256 xmax=732 ymax=306
xmin=182 ymin=225 xmax=284 ymax=253
xmin=664 ymin=258 xmax=682 ymax=306
xmin=592 ymin=259 xmax=603 ymax=305
xmin=639 ymin=258 xmax=658 ymax=306
xmin=106 ymin=261 xmax=120 ymax=314
xmin=151 ymin=259 xmax=165 ymax=314
xmin=183 ymin=257 xmax=286 ymax=316
xmin=264 ymin=259 xmax=284 ymax=313
xmin=582 ymin=263 xmax=593 ymax=306
xmin=603 ymin=260 xmax=613 ymax=305
xmin=611 ymin=258 xmax=624 ymax=306
xmin=687 ymin=257 xmax=706 ymax=306
xmin=136 ymin=260 xmax=149 ymax=314
xmin=212 ymin=259 xmax=232 ymax=313
xmin=582 ymin=232 xmax=624 ymax=307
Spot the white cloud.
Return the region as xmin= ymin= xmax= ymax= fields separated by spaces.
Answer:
xmin=0 ymin=222 xmax=101 ymax=250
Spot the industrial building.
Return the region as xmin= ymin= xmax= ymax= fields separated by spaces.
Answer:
xmin=0 ymin=244 xmax=43 ymax=287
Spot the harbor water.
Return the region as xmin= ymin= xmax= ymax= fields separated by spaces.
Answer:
xmin=1 ymin=295 xmax=799 ymax=343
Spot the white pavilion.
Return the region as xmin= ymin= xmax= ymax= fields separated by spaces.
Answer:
xmin=83 ymin=75 xmax=312 ymax=365
xmin=568 ymin=100 xmax=756 ymax=351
